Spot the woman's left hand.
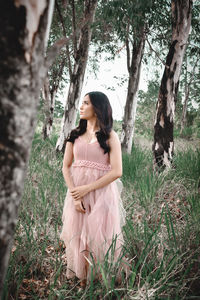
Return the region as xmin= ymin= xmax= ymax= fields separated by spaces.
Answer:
xmin=70 ymin=185 xmax=91 ymax=200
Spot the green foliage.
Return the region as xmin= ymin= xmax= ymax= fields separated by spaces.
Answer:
xmin=3 ymin=126 xmax=200 ymax=298
xmin=175 ymin=111 xmax=200 ymax=140
xmin=122 ymin=145 xmax=150 ymax=184
xmin=174 ymin=149 xmax=200 ymax=184
xmin=2 ymin=131 xmax=67 ymax=299
xmin=113 ymin=119 xmax=123 ymax=135
xmin=135 ymin=79 xmax=159 ymax=139
xmin=54 ymin=99 xmax=64 ymax=118
xmin=50 ymin=0 xmax=84 ymax=45
xmin=135 ymin=74 xmax=200 ymax=141
xmin=138 ymin=78 xmax=160 ymax=104
xmin=91 ymin=0 xmax=171 ymax=70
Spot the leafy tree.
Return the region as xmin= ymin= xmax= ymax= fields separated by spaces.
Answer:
xmin=94 ymin=0 xmax=171 ymax=153
xmin=55 ymin=0 xmax=98 ymax=152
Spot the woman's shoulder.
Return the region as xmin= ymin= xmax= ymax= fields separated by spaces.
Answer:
xmin=108 ymin=130 xmax=120 ymax=144
xmin=109 ymin=129 xmax=120 ymax=138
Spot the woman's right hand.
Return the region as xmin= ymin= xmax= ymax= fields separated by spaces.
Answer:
xmin=74 ymin=199 xmax=86 ymax=213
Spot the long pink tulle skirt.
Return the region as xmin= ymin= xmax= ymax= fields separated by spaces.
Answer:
xmin=60 ymin=160 xmax=126 ymax=280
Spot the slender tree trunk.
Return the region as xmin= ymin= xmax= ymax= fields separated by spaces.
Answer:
xmin=42 ymin=77 xmax=56 ymax=139
xmin=152 ymin=0 xmax=193 ymax=168
xmin=56 ymin=0 xmax=98 ymax=153
xmin=180 ymin=87 xmax=190 ymax=134
xmin=180 ymin=56 xmax=198 ymax=134
xmin=42 ymin=58 xmax=65 ymax=139
xmin=121 ymin=26 xmax=145 ymax=154
xmin=0 ymin=0 xmax=55 ymax=294
xmin=180 ymin=56 xmax=188 ymax=134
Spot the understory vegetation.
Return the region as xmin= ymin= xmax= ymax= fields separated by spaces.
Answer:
xmin=2 ymin=121 xmax=200 ymax=300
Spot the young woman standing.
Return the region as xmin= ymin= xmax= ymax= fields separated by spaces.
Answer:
xmin=60 ymin=91 xmax=126 ymax=285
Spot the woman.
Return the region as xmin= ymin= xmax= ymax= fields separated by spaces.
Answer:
xmin=60 ymin=91 xmax=126 ymax=285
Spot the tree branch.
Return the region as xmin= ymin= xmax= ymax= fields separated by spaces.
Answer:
xmin=70 ymin=0 xmax=78 ymax=56
xmin=125 ymin=21 xmax=131 ymax=73
xmin=188 ymin=55 xmax=199 ymax=89
xmin=45 ymin=37 xmax=70 ymax=71
xmin=55 ymin=56 xmax=66 ymax=92
xmin=126 ymin=39 xmax=131 ymax=73
xmin=44 ymin=6 xmax=92 ymax=76
xmin=51 ymin=55 xmax=66 ymax=93
xmin=55 ymin=0 xmax=73 ymax=79
xmin=187 ymin=42 xmax=200 ymax=49
xmin=146 ymin=38 xmax=168 ymax=67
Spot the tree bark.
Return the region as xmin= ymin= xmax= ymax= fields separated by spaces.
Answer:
xmin=42 ymin=57 xmax=65 ymax=139
xmin=152 ymin=0 xmax=193 ymax=168
xmin=121 ymin=26 xmax=146 ymax=154
xmin=0 ymin=0 xmax=55 ymax=294
xmin=42 ymin=76 xmax=56 ymax=139
xmin=56 ymin=0 xmax=98 ymax=153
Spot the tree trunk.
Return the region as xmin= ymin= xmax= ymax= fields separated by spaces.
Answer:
xmin=152 ymin=0 xmax=193 ymax=169
xmin=56 ymin=0 xmax=98 ymax=153
xmin=42 ymin=57 xmax=65 ymax=139
xmin=121 ymin=26 xmax=145 ymax=154
xmin=0 ymin=0 xmax=54 ymax=294
xmin=180 ymin=87 xmax=190 ymax=134
xmin=180 ymin=55 xmax=198 ymax=134
xmin=42 ymin=77 xmax=56 ymax=139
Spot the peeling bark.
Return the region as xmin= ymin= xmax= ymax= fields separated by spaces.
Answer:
xmin=121 ymin=26 xmax=146 ymax=154
xmin=153 ymin=0 xmax=193 ymax=169
xmin=0 ymin=0 xmax=55 ymax=294
xmin=14 ymin=0 xmax=47 ymax=63
xmin=56 ymin=0 xmax=98 ymax=153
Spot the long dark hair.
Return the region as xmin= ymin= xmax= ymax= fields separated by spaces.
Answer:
xmin=67 ymin=91 xmax=113 ymax=153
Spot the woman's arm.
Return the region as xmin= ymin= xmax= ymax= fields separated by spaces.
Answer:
xmin=70 ymin=130 xmax=122 ymax=200
xmin=88 ymin=130 xmax=122 ymax=190
xmin=62 ymin=141 xmax=75 ymax=190
xmin=62 ymin=141 xmax=85 ymax=213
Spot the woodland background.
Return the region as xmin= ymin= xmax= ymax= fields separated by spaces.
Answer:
xmin=0 ymin=0 xmax=200 ymax=299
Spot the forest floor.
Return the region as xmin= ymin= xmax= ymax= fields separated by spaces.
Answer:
xmin=2 ymin=127 xmax=200 ymax=300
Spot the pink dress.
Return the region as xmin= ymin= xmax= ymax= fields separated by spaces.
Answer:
xmin=60 ymin=136 xmax=125 ymax=280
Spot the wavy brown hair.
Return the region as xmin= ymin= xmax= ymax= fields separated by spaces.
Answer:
xmin=67 ymin=91 xmax=113 ymax=154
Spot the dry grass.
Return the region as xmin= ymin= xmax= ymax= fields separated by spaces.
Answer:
xmin=2 ymin=124 xmax=200 ymax=299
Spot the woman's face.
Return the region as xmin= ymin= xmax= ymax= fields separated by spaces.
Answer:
xmin=80 ymin=95 xmax=96 ymax=120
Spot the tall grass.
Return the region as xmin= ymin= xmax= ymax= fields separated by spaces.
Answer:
xmin=2 ymin=131 xmax=200 ymax=299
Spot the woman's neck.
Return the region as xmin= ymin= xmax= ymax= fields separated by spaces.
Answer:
xmin=87 ymin=118 xmax=99 ymax=132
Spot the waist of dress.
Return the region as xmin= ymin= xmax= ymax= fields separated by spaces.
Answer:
xmin=72 ymin=159 xmax=111 ymax=171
